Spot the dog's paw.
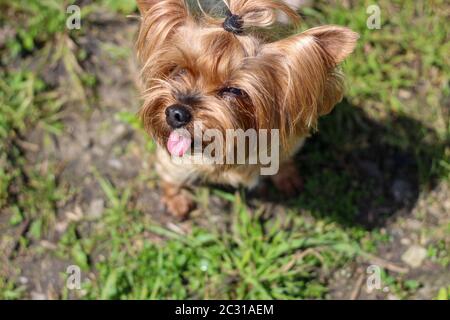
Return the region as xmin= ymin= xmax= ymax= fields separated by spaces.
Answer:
xmin=161 ymin=184 xmax=195 ymax=219
xmin=270 ymin=161 xmax=304 ymax=197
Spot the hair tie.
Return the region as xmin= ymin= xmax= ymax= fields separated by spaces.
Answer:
xmin=223 ymin=10 xmax=244 ymax=35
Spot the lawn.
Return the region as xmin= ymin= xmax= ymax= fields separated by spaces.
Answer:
xmin=0 ymin=0 xmax=448 ymax=300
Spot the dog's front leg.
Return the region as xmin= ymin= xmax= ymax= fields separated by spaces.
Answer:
xmin=161 ymin=182 xmax=195 ymax=220
xmin=155 ymin=147 xmax=196 ymax=219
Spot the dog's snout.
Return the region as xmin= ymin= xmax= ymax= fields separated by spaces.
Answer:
xmin=165 ymin=104 xmax=192 ymax=128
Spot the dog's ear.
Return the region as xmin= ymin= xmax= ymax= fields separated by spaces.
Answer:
xmin=136 ymin=0 xmax=190 ymax=63
xmin=301 ymin=26 xmax=359 ymax=64
xmin=261 ymin=25 xmax=358 ymax=132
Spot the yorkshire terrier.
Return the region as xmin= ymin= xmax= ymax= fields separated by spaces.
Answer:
xmin=135 ymin=0 xmax=358 ymax=218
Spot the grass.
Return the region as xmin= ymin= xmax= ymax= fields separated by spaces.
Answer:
xmin=0 ymin=276 xmax=25 ymax=300
xmin=0 ymin=71 xmax=62 ymax=235
xmin=84 ymin=181 xmax=360 ymax=299
xmin=305 ymin=1 xmax=449 ymax=181
xmin=0 ymin=0 xmax=449 ymax=300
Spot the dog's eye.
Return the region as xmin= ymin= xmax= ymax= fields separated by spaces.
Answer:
xmin=220 ymin=87 xmax=246 ymax=98
xmin=171 ymin=67 xmax=187 ymax=78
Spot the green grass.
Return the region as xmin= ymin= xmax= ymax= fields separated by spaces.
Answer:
xmin=84 ymin=182 xmax=359 ymax=299
xmin=435 ymin=286 xmax=450 ymax=300
xmin=0 ymin=276 xmax=25 ymax=300
xmin=0 ymin=71 xmax=62 ymax=233
xmin=303 ymin=0 xmax=449 ymax=179
xmin=0 ymin=0 xmax=449 ymax=300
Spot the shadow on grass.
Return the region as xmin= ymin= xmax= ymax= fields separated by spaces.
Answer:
xmin=257 ymin=100 xmax=447 ymax=229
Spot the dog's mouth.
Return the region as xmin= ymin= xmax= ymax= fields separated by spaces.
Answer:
xmin=166 ymin=130 xmax=192 ymax=157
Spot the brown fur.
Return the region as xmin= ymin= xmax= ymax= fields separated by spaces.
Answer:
xmin=136 ymin=0 xmax=359 ymax=218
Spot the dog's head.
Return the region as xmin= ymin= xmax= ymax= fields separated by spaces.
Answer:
xmin=136 ymin=0 xmax=358 ymax=157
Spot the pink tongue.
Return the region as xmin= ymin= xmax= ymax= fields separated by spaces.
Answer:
xmin=167 ymin=131 xmax=192 ymax=157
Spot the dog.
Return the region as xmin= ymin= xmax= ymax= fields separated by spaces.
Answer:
xmin=135 ymin=0 xmax=358 ymax=218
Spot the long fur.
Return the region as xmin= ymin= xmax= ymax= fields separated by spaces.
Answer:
xmin=136 ymin=0 xmax=358 ymax=187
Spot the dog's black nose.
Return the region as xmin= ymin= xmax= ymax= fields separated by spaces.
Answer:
xmin=165 ymin=104 xmax=192 ymax=128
